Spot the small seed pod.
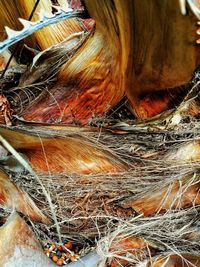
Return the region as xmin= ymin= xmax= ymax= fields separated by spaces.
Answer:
xmin=44 ymin=249 xmax=50 ymax=257
xmin=57 ymin=258 xmax=64 ymax=266
xmin=52 ymin=255 xmax=59 ymax=263
xmin=58 ymin=246 xmax=63 ymax=251
xmin=70 ymin=255 xmax=77 ymax=262
xmin=49 ymin=243 xmax=56 ymax=252
xmin=64 ymin=242 xmax=73 ymax=250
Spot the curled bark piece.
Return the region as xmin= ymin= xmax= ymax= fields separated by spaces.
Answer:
xmin=0 ymin=126 xmax=127 ymax=174
xmin=0 ymin=169 xmax=49 ymax=223
xmin=19 ymin=31 xmax=88 ymax=87
xmin=0 ymin=212 xmax=55 ymax=267
xmin=121 ymin=173 xmax=200 ymax=216
xmin=146 ymin=254 xmax=200 ymax=267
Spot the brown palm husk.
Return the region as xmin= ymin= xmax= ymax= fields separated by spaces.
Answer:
xmin=0 ymin=1 xmax=200 ymax=266
xmin=0 ymin=95 xmax=199 ymax=265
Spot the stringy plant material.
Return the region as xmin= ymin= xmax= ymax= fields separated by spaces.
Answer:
xmin=7 ymin=116 xmax=200 ymax=265
xmin=1 ymin=68 xmax=200 ymax=264
xmin=0 ymin=1 xmax=199 ymax=266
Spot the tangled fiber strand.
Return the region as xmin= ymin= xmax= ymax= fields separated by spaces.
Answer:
xmin=10 ymin=122 xmax=200 ymax=249
xmin=96 ymin=208 xmax=200 ymax=265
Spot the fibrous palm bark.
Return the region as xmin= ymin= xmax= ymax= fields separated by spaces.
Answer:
xmin=0 ymin=1 xmax=200 ymax=267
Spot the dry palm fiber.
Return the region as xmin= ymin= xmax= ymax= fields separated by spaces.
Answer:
xmin=1 ymin=116 xmax=198 ymax=258
xmin=0 ymin=1 xmax=200 ymax=267
xmin=5 ymin=71 xmax=200 ymax=262
xmin=0 ymin=95 xmax=199 ymax=264
xmin=0 ymin=168 xmax=48 ymax=223
xmin=1 ymin=81 xmax=200 ymax=266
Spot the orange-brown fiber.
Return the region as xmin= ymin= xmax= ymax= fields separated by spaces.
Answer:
xmin=22 ymin=30 xmax=123 ymax=124
xmin=108 ymin=236 xmax=157 ymax=267
xmin=84 ymin=0 xmax=200 ymax=118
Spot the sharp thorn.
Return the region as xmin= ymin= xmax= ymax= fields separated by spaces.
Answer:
xmin=179 ymin=0 xmax=187 ymax=15
xmin=18 ymin=18 xmax=35 ymax=29
xmin=43 ymin=11 xmax=55 ymax=19
xmin=5 ymin=26 xmax=18 ymax=38
xmin=52 ymin=5 xmax=61 ymax=13
xmin=61 ymin=7 xmax=73 ymax=13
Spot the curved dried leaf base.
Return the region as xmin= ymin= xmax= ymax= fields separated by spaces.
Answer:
xmin=20 ymin=30 xmax=124 ymax=125
xmin=0 ymin=126 xmax=127 ymax=174
xmin=0 ymin=169 xmax=49 ymax=223
xmin=121 ymin=173 xmax=200 ymax=217
xmin=0 ymin=212 xmax=55 ymax=267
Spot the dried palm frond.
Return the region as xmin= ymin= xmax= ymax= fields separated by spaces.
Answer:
xmin=0 ymin=1 xmax=199 ymax=124
xmin=6 ymin=118 xmax=198 ymax=239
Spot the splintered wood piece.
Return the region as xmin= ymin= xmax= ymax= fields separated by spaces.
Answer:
xmin=0 ymin=212 xmax=55 ymax=267
xmin=0 ymin=169 xmax=49 ymax=223
xmin=121 ymin=174 xmax=200 ymax=216
xmin=0 ymin=126 xmax=127 ymax=174
xmin=146 ymin=254 xmax=200 ymax=267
